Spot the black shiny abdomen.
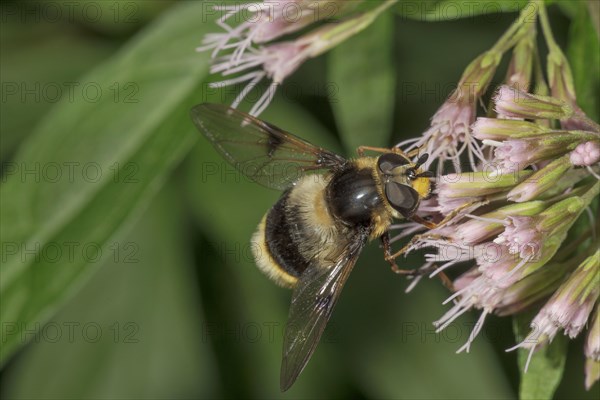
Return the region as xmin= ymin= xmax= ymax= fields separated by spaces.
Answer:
xmin=326 ymin=166 xmax=382 ymax=226
xmin=264 ymin=191 xmax=310 ymax=278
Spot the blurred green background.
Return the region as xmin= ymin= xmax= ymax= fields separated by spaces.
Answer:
xmin=1 ymin=1 xmax=598 ymax=399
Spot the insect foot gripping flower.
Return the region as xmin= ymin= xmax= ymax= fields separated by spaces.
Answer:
xmin=508 ymin=250 xmax=599 ymax=373
xmin=200 ymin=0 xmax=395 ymax=116
xmin=585 ymin=307 xmax=600 ymax=390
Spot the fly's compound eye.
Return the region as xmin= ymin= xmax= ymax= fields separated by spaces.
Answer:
xmin=384 ymin=182 xmax=420 ymax=217
xmin=377 ymin=153 xmax=409 ymax=174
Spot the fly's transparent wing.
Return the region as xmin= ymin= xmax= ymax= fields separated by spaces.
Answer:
xmin=190 ymin=103 xmax=346 ymax=190
xmin=280 ymin=231 xmax=369 ymax=391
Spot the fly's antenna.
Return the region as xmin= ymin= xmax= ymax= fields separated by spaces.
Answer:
xmin=414 ymin=153 xmax=433 ymax=178
xmin=416 ymin=171 xmax=434 ymax=178
xmin=414 ymin=153 xmax=429 ymax=169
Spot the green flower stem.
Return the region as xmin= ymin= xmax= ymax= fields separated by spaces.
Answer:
xmin=309 ymin=0 xmax=397 ymax=58
xmin=456 ymin=2 xmax=540 ymax=99
xmin=533 ymin=43 xmax=550 ymax=96
xmin=490 ymin=4 xmax=538 ymax=54
xmin=537 ymin=1 xmax=559 ymax=51
xmin=538 ymin=1 xmax=600 ymax=132
xmin=506 ymin=20 xmax=536 ymax=88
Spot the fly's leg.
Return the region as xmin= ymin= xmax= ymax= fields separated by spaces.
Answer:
xmin=436 ymin=270 xmax=455 ymax=292
xmin=386 ymin=205 xmax=474 ymax=261
xmin=357 ymin=146 xmax=412 ymax=158
xmin=435 ymin=199 xmax=487 ymax=227
xmin=387 ymin=232 xmax=434 ymax=261
xmin=410 ymin=214 xmax=437 ymax=229
xmin=404 ymin=148 xmax=421 ymax=158
xmin=381 ymin=232 xmax=418 ymax=275
xmin=382 ymin=232 xmax=454 ymax=289
xmin=356 ymin=146 xmax=425 ymax=166
xmin=392 ymin=199 xmax=485 ymax=252
xmin=384 ymin=205 xmax=484 ymax=289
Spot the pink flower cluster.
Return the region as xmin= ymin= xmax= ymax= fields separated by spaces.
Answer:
xmin=396 ymin=85 xmax=599 ymax=388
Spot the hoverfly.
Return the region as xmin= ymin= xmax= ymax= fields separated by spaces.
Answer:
xmin=191 ymin=103 xmax=434 ymax=391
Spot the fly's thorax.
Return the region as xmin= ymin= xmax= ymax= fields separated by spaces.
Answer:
xmin=286 ymin=175 xmax=352 ymax=262
xmin=325 ymin=158 xmax=391 ymax=232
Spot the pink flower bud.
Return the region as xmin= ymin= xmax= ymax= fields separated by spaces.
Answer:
xmin=494 ymin=85 xmax=573 ymax=120
xmin=570 ymin=141 xmax=600 ymax=167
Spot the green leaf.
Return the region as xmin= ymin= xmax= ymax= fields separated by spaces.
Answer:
xmin=513 ymin=312 xmax=568 ymax=400
xmin=0 ymin=17 xmax=120 ymax=160
xmin=0 ymin=1 xmax=212 ymax=365
xmin=58 ymin=0 xmax=175 ymax=36
xmin=553 ymin=0 xmax=578 ymax=19
xmin=395 ymin=0 xmax=528 ymax=21
xmin=328 ymin=12 xmax=395 ymax=152
xmin=2 ymin=185 xmax=217 ymax=398
xmin=567 ymin=2 xmax=600 ymax=121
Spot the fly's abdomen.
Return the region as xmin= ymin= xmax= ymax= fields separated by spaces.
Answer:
xmin=251 ymin=175 xmax=344 ymax=288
